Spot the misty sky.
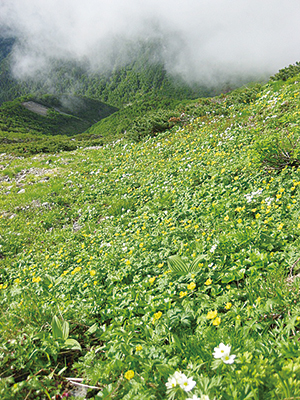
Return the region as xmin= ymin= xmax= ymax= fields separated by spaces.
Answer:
xmin=1 ymin=0 xmax=300 ymax=85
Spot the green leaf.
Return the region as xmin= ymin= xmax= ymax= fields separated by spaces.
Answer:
xmin=168 ymin=254 xmax=205 ymax=275
xmin=61 ymin=320 xmax=69 ymax=341
xmin=87 ymin=323 xmax=98 ymax=334
xmin=52 ymin=315 xmax=64 ymax=340
xmin=191 ymin=254 xmax=207 ymax=272
xmin=63 ymin=338 xmax=82 ymax=351
xmin=168 ymin=255 xmax=190 ymax=275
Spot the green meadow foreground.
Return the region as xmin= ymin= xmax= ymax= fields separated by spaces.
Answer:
xmin=1 ymin=75 xmax=300 ymax=399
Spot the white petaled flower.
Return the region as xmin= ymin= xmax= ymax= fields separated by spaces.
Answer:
xmin=265 ymin=197 xmax=274 ymax=206
xmin=222 ymin=353 xmax=236 ymax=364
xmin=179 ymin=375 xmax=196 ymax=392
xmin=166 ymin=371 xmax=196 ymax=392
xmin=173 ymin=370 xmax=186 ymax=385
xmin=165 ymin=375 xmax=177 ymax=389
xmin=210 ymin=244 xmax=218 ymax=253
xmin=213 ymin=343 xmax=231 ymax=359
xmin=213 ymin=343 xmax=236 ymax=364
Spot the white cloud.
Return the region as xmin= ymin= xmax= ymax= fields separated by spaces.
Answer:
xmin=1 ymin=0 xmax=300 ymax=84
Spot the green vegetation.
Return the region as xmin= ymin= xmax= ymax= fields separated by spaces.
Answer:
xmin=0 ymin=94 xmax=118 ymax=155
xmin=1 ymin=69 xmax=300 ymax=399
xmin=0 ymin=38 xmax=209 ymax=106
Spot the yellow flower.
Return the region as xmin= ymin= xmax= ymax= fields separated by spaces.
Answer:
xmin=187 ymin=282 xmax=196 ymax=290
xmin=213 ymin=317 xmax=221 ymax=326
xmin=277 ymin=223 xmax=284 ymax=231
xmin=71 ymin=266 xmax=82 ymax=275
xmin=48 ymin=283 xmax=53 ymax=289
xmin=224 ymin=215 xmax=229 ymax=221
xmin=225 ymin=302 xmax=232 ymax=310
xmin=157 ymin=263 xmax=164 ymax=268
xmin=125 ymin=260 xmax=131 ymax=265
xmin=205 ymin=278 xmax=212 ymax=285
xmin=226 ymin=285 xmax=231 ymax=290
xmin=90 ymin=270 xmax=96 ymax=276
xmin=15 ymin=278 xmax=21 ymax=285
xmin=149 ymin=277 xmax=156 ymax=284
xmin=32 ymin=276 xmax=42 ymax=283
xmin=154 ymin=311 xmax=162 ymax=320
xmin=124 ymin=370 xmax=134 ymax=380
xmin=256 ymin=297 xmax=261 ymax=304
xmin=207 ymin=310 xmax=218 ymax=319
xmin=135 ymin=345 xmax=142 ymax=351
xmin=179 ymin=291 xmax=188 ymax=298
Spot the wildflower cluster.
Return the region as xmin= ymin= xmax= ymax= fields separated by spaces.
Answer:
xmin=213 ymin=343 xmax=236 ymax=364
xmin=166 ymin=371 xmax=196 ymax=392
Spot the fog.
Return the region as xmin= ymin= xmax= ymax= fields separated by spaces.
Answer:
xmin=1 ymin=0 xmax=300 ymax=86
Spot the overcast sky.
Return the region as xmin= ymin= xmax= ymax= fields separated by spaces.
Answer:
xmin=1 ymin=0 xmax=300 ymax=85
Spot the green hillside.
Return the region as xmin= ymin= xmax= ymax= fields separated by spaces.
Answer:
xmin=1 ymin=68 xmax=300 ymax=399
xmin=0 ymin=94 xmax=118 ymax=155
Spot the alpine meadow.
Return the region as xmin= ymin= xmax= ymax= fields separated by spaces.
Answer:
xmin=1 ymin=5 xmax=300 ymax=399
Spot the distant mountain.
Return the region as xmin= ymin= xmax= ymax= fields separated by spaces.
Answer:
xmin=0 ymin=36 xmax=211 ymax=107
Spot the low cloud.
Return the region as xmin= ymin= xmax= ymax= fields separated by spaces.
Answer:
xmin=1 ymin=0 xmax=300 ymax=86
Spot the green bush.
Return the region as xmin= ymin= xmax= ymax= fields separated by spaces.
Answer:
xmin=253 ymin=130 xmax=300 ymax=171
xmin=270 ymin=61 xmax=300 ymax=81
xmin=126 ymin=109 xmax=182 ymax=141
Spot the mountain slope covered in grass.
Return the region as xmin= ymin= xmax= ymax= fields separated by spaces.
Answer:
xmin=1 ymin=70 xmax=300 ymax=399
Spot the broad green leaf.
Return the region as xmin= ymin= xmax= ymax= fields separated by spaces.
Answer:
xmin=168 ymin=254 xmax=206 ymax=275
xmin=168 ymin=255 xmax=189 ymax=275
xmin=63 ymin=338 xmax=82 ymax=351
xmin=52 ymin=315 xmax=64 ymax=340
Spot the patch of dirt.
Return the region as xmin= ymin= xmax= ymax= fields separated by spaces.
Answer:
xmin=22 ymin=101 xmax=49 ymax=116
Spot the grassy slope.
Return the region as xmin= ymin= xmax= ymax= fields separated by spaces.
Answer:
xmin=0 ymin=75 xmax=300 ymax=399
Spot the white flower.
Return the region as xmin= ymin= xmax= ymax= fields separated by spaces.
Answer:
xmin=213 ymin=343 xmax=231 ymax=359
xmin=165 ymin=375 xmax=177 ymax=389
xmin=210 ymin=244 xmax=218 ymax=253
xmin=179 ymin=375 xmax=196 ymax=392
xmin=165 ymin=371 xmax=196 ymax=392
xmin=265 ymin=197 xmax=274 ymax=206
xmin=213 ymin=343 xmax=236 ymax=364
xmin=222 ymin=353 xmax=236 ymax=364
